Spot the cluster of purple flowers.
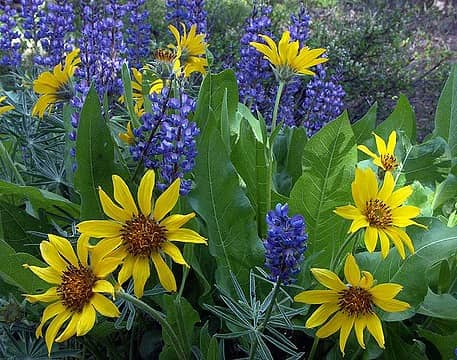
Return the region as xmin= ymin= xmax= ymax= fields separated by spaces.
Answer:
xmin=236 ymin=3 xmax=273 ymax=111
xmin=130 ymin=88 xmax=199 ymax=195
xmin=263 ymin=203 xmax=308 ymax=284
xmin=35 ymin=0 xmax=75 ymax=67
xmin=124 ymin=0 xmax=152 ymax=68
xmin=165 ymin=0 xmax=207 ymax=34
xmin=0 ymin=1 xmax=21 ymax=67
xmin=21 ymin=0 xmax=44 ymax=47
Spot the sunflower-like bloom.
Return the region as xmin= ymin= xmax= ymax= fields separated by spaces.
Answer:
xmin=24 ymin=234 xmax=122 ymax=354
xmin=335 ymin=167 xmax=426 ymax=259
xmin=294 ymin=254 xmax=410 ymax=355
xmin=119 ymin=121 xmax=135 ymax=145
xmin=77 ymin=170 xmax=207 ymax=297
xmin=250 ymin=31 xmax=328 ymax=82
xmin=0 ymin=96 xmax=14 ymax=115
xmin=358 ymin=131 xmax=398 ymax=172
xmin=32 ymin=48 xmax=80 ymax=118
xmin=119 ymin=67 xmax=163 ymax=117
xmin=168 ymin=23 xmax=208 ymax=77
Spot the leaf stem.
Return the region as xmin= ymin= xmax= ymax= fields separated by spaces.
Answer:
xmin=330 ymin=231 xmax=357 ymax=272
xmin=308 ymin=337 xmax=319 ymax=360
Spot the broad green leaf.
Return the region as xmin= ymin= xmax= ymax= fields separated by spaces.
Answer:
xmin=74 ymin=86 xmax=116 ymax=220
xmin=121 ymin=63 xmax=139 ymax=127
xmin=357 ymin=218 xmax=457 ymax=313
xmin=193 ymin=70 xmax=239 ymax=131
xmin=189 ymin=120 xmax=264 ymax=294
xmin=255 ymin=134 xmax=269 ymax=237
xmin=381 ymin=323 xmax=428 ymax=360
xmin=375 ymin=94 xmax=416 ymax=142
xmin=237 ymin=103 xmax=264 ymax=143
xmin=289 ymin=112 xmax=357 ymax=268
xmin=417 ymin=328 xmax=457 ymax=360
xmin=417 ymin=288 xmax=457 ymax=320
xmin=433 ymin=64 xmax=457 ymax=157
xmin=0 ymin=180 xmax=79 ymax=218
xmin=219 ymin=89 xmax=231 ymax=153
xmin=432 ymin=165 xmax=457 ymax=210
xmin=352 ymin=102 xmax=377 ymax=145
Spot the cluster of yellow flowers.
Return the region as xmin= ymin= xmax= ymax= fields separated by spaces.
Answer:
xmin=24 ymin=170 xmax=207 ymax=353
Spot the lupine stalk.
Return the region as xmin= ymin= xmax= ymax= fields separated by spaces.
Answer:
xmin=0 ymin=1 xmax=21 ymax=67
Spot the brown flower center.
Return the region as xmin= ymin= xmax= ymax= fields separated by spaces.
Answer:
xmin=380 ymin=154 xmax=398 ymax=171
xmin=120 ymin=214 xmax=167 ymax=257
xmin=364 ymin=199 xmax=392 ymax=228
xmin=57 ymin=265 xmax=97 ymax=313
xmin=154 ymin=49 xmax=176 ymax=64
xmin=338 ymin=286 xmax=374 ymax=316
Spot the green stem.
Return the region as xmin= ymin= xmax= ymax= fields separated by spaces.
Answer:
xmin=117 ymin=290 xmax=187 ymax=359
xmin=308 ymin=337 xmax=319 ymax=360
xmin=330 ymin=231 xmax=357 ymax=272
xmin=177 ymin=266 xmax=189 ymax=299
xmin=270 ymin=81 xmax=285 ymax=134
xmin=248 ymin=280 xmax=281 ymax=360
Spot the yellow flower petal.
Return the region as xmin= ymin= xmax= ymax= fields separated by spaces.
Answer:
xmin=137 ymin=170 xmax=155 ymax=217
xmin=372 ymin=297 xmax=410 ymax=312
xmin=24 ymin=265 xmax=61 ymax=284
xmin=45 ymin=310 xmax=72 ymax=354
xmin=93 ymin=279 xmax=115 ymax=295
xmin=91 ymin=236 xmax=123 ymax=265
xmin=384 ymin=227 xmax=408 ymax=259
xmin=305 ymin=302 xmax=339 ymax=328
xmin=48 ymin=234 xmax=78 ymax=267
xmin=310 ymin=268 xmax=346 ymax=291
xmin=153 ymin=178 xmax=181 ymax=222
xmin=35 ymin=302 xmax=66 ymax=337
xmin=315 ymin=311 xmax=344 ymax=338
xmin=370 ymin=283 xmax=403 ymax=301
xmin=348 ymin=216 xmax=369 ymax=233
xmin=162 ymin=242 xmax=189 ymax=266
xmin=40 ymin=241 xmax=67 ymax=272
xmin=91 ymin=293 xmax=120 ymax=317
xmin=364 ymin=227 xmax=378 ymax=252
xmin=77 ymin=220 xmax=123 ymax=238
xmin=112 ymin=175 xmax=138 ymax=217
xmin=334 ymin=205 xmax=361 ymax=220
xmin=98 ymin=187 xmax=131 ymax=222
xmin=366 ymin=313 xmax=385 ymax=349
xmin=344 ymin=254 xmax=360 ymax=286
xmin=93 ymin=257 xmax=123 ymax=278
xmin=76 ymin=303 xmax=96 ymax=336
xmin=76 ymin=234 xmax=90 ymax=267
xmin=118 ymin=255 xmax=135 ymax=286
xmin=151 ymin=252 xmax=176 ymax=292
xmin=25 ymin=287 xmax=59 ymax=303
xmin=391 ymin=205 xmax=421 ymax=221
xmin=357 ymin=144 xmax=378 ymax=160
xmin=294 ymin=289 xmax=339 ymax=304
xmin=378 ymin=171 xmax=395 ymax=201
xmin=354 ymin=315 xmax=368 ymax=349
xmin=359 ymin=270 xmax=374 ymax=289
xmin=378 ymin=229 xmax=391 ymax=258
xmin=167 ymin=228 xmax=207 ymax=244
xmin=339 ymin=313 xmax=355 ymax=356
xmin=132 ymin=256 xmax=150 ymax=298
xmin=386 ymin=131 xmax=397 ymax=154
xmin=160 ymin=213 xmax=195 ymax=231
xmin=388 ymin=185 xmax=413 ymax=208
xmin=55 ymin=312 xmax=79 ymax=342
xmin=373 ymin=132 xmax=387 ymax=155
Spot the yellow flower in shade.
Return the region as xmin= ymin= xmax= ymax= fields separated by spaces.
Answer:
xmin=76 ymin=170 xmax=207 ymax=297
xmin=32 ymin=48 xmax=80 ymax=118
xmin=24 ymin=234 xmax=122 ymax=354
xmin=119 ymin=121 xmax=135 ymax=145
xmin=334 ymin=167 xmax=426 ymax=259
xmin=0 ymin=96 xmax=14 ymax=115
xmin=294 ymin=254 xmax=410 ymax=355
xmin=119 ymin=67 xmax=163 ymax=117
xmin=358 ymin=131 xmax=399 ymax=172
xmin=168 ymin=23 xmax=208 ymax=77
xmin=250 ymin=31 xmax=328 ymax=81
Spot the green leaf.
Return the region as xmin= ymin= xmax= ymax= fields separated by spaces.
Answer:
xmin=375 ymin=94 xmax=416 ymax=142
xmin=417 ymin=328 xmax=457 ymax=360
xmin=237 ymin=103 xmax=264 ymax=143
xmin=289 ymin=112 xmax=357 ymax=267
xmin=417 ymin=288 xmax=457 ymax=320
xmin=189 ymin=120 xmax=264 ymax=294
xmin=121 ymin=63 xmax=139 ymax=127
xmin=381 ymin=322 xmax=428 ymax=360
xmin=0 ymin=180 xmax=79 ymax=218
xmin=74 ymin=86 xmax=116 ymax=220
xmin=433 ymin=64 xmax=457 ymax=157
xmin=219 ymin=89 xmax=231 ymax=153
xmin=352 ymin=102 xmax=377 ymax=145
xmin=399 ymin=136 xmax=451 ymax=187
xmin=357 ymin=218 xmax=457 ymax=313
xmin=194 ymin=70 xmax=239 ymax=131
xmin=159 ymin=295 xmax=200 ymax=360
xmin=432 ymin=165 xmax=457 ymax=210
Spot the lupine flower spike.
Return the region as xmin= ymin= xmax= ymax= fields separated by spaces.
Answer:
xmin=295 ymin=254 xmax=410 ymax=355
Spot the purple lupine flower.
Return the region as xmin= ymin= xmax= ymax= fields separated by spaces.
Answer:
xmin=237 ymin=3 xmax=274 ymax=112
xmin=300 ymin=65 xmax=345 ymax=136
xmin=131 ymin=88 xmax=199 ymax=195
xmin=0 ymin=1 xmax=21 ymax=67
xmin=35 ymin=0 xmax=75 ymax=67
xmin=124 ymin=0 xmax=151 ymax=68
xmin=289 ymin=4 xmax=310 ymax=44
xmin=263 ymin=203 xmax=308 ymax=284
xmin=165 ymin=0 xmax=207 ymax=34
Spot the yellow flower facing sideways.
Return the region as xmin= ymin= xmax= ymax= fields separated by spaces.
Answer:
xmin=168 ymin=23 xmax=208 ymax=77
xmin=294 ymin=254 xmax=410 ymax=355
xmin=0 ymin=96 xmax=14 ymax=115
xmin=77 ymin=170 xmax=207 ymax=297
xmin=24 ymin=234 xmax=122 ymax=354
xmin=32 ymin=48 xmax=80 ymax=118
xmin=335 ymin=167 xmax=426 ymax=259
xmin=358 ymin=131 xmax=399 ymax=172
xmin=119 ymin=121 xmax=135 ymax=145
xmin=250 ymin=31 xmax=328 ymax=81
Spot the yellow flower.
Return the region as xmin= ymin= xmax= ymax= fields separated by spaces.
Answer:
xmin=32 ymin=48 xmax=80 ymax=118
xmin=24 ymin=234 xmax=122 ymax=354
xmin=119 ymin=121 xmax=135 ymax=145
xmin=76 ymin=170 xmax=207 ymax=297
xmin=334 ymin=167 xmax=426 ymax=259
xmin=119 ymin=67 xmax=163 ymax=116
xmin=0 ymin=96 xmax=14 ymax=115
xmin=358 ymin=131 xmax=398 ymax=172
xmin=168 ymin=23 xmax=208 ymax=77
xmin=250 ymin=31 xmax=328 ymax=81
xmin=294 ymin=254 xmax=410 ymax=355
